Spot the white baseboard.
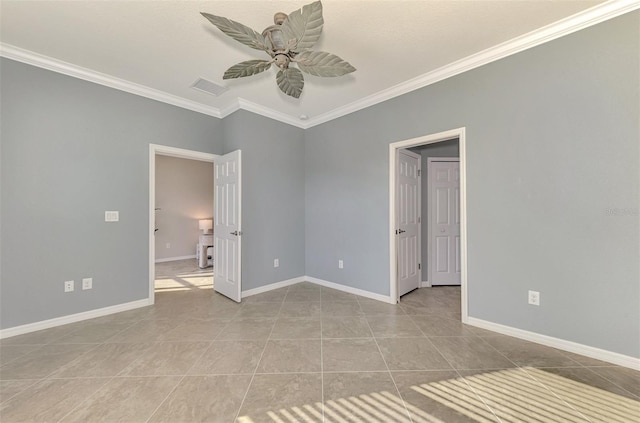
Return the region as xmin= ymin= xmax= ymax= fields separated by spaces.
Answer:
xmin=420 ymin=281 xmax=431 ymax=288
xmin=466 ymin=317 xmax=640 ymax=370
xmin=0 ymin=299 xmax=152 ymax=340
xmin=155 ymin=255 xmax=196 ymax=263
xmin=241 ymin=276 xmax=306 ymax=298
xmin=240 ymin=275 xmax=394 ymax=304
xmin=305 ymin=276 xmax=395 ymax=304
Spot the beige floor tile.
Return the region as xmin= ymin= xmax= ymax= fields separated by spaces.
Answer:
xmin=0 ymin=345 xmax=41 ymax=365
xmin=257 ymin=340 xmax=321 ymax=373
xmin=0 ymin=325 xmax=81 ymax=346
xmin=243 ymin=288 xmax=288 ymax=303
xmin=270 ymin=317 xmax=321 ymax=339
xmin=0 ymin=379 xmax=38 ymax=404
xmin=53 ymin=321 xmax=135 ymax=344
xmin=460 ymin=368 xmax=589 ymax=422
xmin=52 ymin=342 xmax=155 ymax=378
xmin=322 ymin=316 xmax=373 ymax=339
xmin=377 ymin=337 xmax=452 ymax=371
xmin=216 ymin=317 xmax=276 ymax=340
xmin=392 ymin=370 xmax=498 ymax=423
xmin=118 ymin=341 xmax=209 ymax=376
xmin=104 ymin=319 xmax=182 ymax=343
xmin=321 ymin=301 xmax=364 ymax=317
xmin=482 ymin=335 xmax=581 ymax=368
xmin=285 ymin=288 xmax=321 ymax=302
xmin=323 ymin=372 xmax=410 ymax=422
xmin=429 ymin=337 xmax=516 ymax=370
xmin=321 ymin=287 xmax=357 ymax=301
xmin=60 ymin=376 xmax=182 ymax=423
xmin=588 ymin=366 xmax=640 ymax=398
xmin=411 ymin=315 xmax=477 ymax=337
xmin=323 ymin=339 xmax=387 ymax=372
xmin=0 ymin=344 xmax=95 ymax=380
xmin=358 ymin=298 xmax=406 ymax=315
xmin=0 ymin=378 xmax=109 ymax=422
xmin=366 ymin=315 xmax=423 ymax=338
xmin=160 ymin=318 xmax=230 ymax=341
xmin=236 ymin=302 xmax=282 ymax=318
xmin=524 ymin=366 xmax=640 ymax=405
xmin=279 ymin=301 xmax=322 ymax=317
xmin=189 ymin=340 xmax=266 ymax=375
xmin=237 ymin=373 xmax=323 ymax=423
xmin=148 ymin=375 xmax=252 ymax=422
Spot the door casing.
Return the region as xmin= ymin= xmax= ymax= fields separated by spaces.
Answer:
xmin=389 ymin=127 xmax=468 ymax=323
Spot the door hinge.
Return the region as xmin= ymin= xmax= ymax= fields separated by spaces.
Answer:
xmin=418 ymin=169 xmax=421 ymax=176
xmin=418 ymin=263 xmax=421 ymax=270
xmin=418 ymin=216 xmax=421 ymax=223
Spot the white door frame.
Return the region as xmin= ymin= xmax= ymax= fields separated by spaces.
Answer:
xmin=148 ymin=144 xmax=218 ymax=304
xmin=427 ymin=157 xmax=460 ymax=287
xmin=389 ymin=127 xmax=468 ymax=323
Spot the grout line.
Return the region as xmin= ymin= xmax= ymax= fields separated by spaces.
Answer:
xmin=232 ymin=285 xmax=286 ymax=422
xmin=360 ymin=309 xmax=415 ymax=423
xmin=54 ymin=375 xmax=116 ymax=422
xmin=143 ymin=340 xmax=214 ymax=423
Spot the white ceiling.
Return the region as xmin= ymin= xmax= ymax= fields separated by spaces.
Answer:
xmin=2 ymin=0 xmax=630 ymax=127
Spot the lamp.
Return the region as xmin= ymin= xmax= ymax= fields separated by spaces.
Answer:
xmin=198 ymin=219 xmax=213 ymax=234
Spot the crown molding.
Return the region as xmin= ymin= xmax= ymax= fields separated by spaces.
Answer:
xmin=237 ymin=98 xmax=307 ymax=128
xmin=1 ymin=1 xmax=637 ymax=129
xmin=303 ymin=0 xmax=640 ymax=128
xmin=0 ymin=43 xmax=227 ymax=119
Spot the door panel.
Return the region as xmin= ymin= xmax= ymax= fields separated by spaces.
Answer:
xmin=397 ymin=150 xmax=421 ymax=297
xmin=430 ymin=160 xmax=461 ymax=286
xmin=214 ymin=150 xmax=242 ymax=302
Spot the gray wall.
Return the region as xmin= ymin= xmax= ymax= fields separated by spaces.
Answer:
xmin=409 ymin=139 xmax=460 ymax=279
xmin=155 ymin=156 xmax=213 ymax=261
xmin=305 ymin=12 xmax=639 ymax=357
xmin=0 ymin=58 xmax=224 ymax=329
xmin=223 ymin=110 xmax=306 ymax=291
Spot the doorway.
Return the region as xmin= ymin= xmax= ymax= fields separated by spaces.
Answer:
xmin=148 ymin=145 xmax=217 ymax=304
xmin=389 ymin=127 xmax=468 ymax=323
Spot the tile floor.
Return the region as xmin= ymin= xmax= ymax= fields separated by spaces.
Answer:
xmin=1 ymin=260 xmax=638 ymax=422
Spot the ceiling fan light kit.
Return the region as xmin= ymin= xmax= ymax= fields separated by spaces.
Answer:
xmin=201 ymin=0 xmax=356 ymax=99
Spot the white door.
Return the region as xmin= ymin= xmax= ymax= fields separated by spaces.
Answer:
xmin=214 ymin=150 xmax=242 ymax=302
xmin=429 ymin=159 xmax=461 ymax=285
xmin=397 ymin=150 xmax=421 ymax=296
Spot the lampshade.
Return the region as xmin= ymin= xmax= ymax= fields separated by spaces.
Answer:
xmin=198 ymin=219 xmax=213 ymax=233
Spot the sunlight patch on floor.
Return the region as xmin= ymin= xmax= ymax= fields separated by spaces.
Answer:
xmin=236 ymin=368 xmax=639 ymax=423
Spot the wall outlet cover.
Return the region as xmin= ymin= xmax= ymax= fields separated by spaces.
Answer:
xmin=64 ymin=280 xmax=74 ymax=292
xmin=82 ymin=278 xmax=93 ymax=290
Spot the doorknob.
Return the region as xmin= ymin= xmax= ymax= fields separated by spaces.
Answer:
xmin=230 ymin=231 xmax=240 ymax=236
xmin=398 ymin=229 xmax=406 ymax=234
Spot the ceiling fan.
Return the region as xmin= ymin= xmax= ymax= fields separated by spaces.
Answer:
xmin=201 ymin=1 xmax=355 ymax=99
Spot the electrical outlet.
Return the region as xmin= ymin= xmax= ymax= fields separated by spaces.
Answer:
xmin=82 ymin=278 xmax=93 ymax=290
xmin=64 ymin=280 xmax=74 ymax=292
xmin=528 ymin=290 xmax=540 ymax=306
xmin=338 ymin=260 xmax=344 ymax=269
xmin=274 ymin=258 xmax=279 ymax=268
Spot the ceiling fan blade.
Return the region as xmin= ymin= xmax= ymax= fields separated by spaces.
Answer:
xmin=276 ymin=68 xmax=304 ymax=98
xmin=223 ymin=60 xmax=272 ymax=79
xmin=280 ymin=1 xmax=323 ymax=51
xmin=201 ymin=12 xmax=269 ymax=51
xmin=295 ymin=51 xmax=356 ymax=77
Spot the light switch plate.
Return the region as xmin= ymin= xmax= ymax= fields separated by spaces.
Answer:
xmin=105 ymin=211 xmax=119 ymax=222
